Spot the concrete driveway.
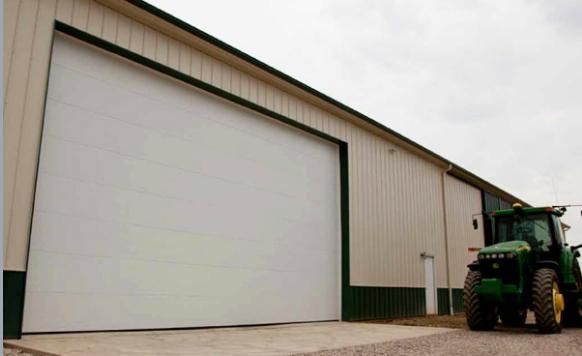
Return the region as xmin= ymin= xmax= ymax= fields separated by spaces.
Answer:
xmin=5 ymin=322 xmax=452 ymax=356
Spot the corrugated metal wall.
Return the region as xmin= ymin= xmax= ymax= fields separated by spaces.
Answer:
xmin=347 ymin=287 xmax=426 ymax=320
xmin=438 ymin=288 xmax=464 ymax=314
xmin=445 ymin=175 xmax=484 ymax=289
xmin=348 ymin=127 xmax=447 ymax=288
xmin=3 ymin=0 xmax=448 ymax=292
xmin=482 ymin=191 xmax=512 ymax=245
xmin=483 ymin=191 xmax=512 ymax=212
xmin=4 ymin=0 xmax=55 ymax=271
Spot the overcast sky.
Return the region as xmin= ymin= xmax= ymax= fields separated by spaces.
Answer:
xmin=148 ymin=0 xmax=582 ymax=243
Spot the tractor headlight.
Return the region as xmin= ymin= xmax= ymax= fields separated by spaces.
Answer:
xmin=506 ymin=252 xmax=516 ymax=259
xmin=478 ymin=254 xmax=485 ymax=260
xmin=485 ymin=254 xmax=491 ymax=259
xmin=498 ymin=253 xmax=505 ymax=259
xmin=491 ymin=253 xmax=498 ymax=259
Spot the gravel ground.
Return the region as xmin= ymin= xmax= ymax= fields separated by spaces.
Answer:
xmin=297 ymin=327 xmax=582 ymax=356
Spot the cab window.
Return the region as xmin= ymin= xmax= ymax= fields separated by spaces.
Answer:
xmin=495 ymin=214 xmax=552 ymax=251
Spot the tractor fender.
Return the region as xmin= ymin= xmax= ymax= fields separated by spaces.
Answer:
xmin=535 ymin=260 xmax=560 ymax=272
xmin=467 ymin=261 xmax=480 ymax=271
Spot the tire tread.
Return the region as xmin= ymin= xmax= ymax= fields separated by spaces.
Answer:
xmin=531 ymin=268 xmax=562 ymax=334
xmin=464 ymin=271 xmax=496 ymax=330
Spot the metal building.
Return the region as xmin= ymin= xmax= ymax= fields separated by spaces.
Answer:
xmin=4 ymin=0 xmax=523 ymax=338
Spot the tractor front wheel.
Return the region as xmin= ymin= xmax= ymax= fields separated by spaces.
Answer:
xmin=464 ymin=270 xmax=497 ymax=330
xmin=532 ymin=268 xmax=564 ymax=333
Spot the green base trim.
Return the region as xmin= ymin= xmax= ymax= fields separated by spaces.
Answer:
xmin=437 ymin=288 xmax=464 ymax=315
xmin=4 ymin=270 xmax=26 ymax=339
xmin=344 ymin=287 xmax=425 ymax=321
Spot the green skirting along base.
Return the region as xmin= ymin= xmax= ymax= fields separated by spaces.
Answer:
xmin=4 ymin=270 xmax=26 ymax=339
xmin=437 ymin=288 xmax=464 ymax=315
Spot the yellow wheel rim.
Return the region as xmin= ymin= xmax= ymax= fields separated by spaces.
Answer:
xmin=553 ymin=281 xmax=564 ymax=323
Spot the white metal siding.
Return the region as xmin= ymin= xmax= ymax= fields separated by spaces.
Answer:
xmin=4 ymin=0 xmax=466 ymax=290
xmin=445 ymin=175 xmax=485 ymax=288
xmin=23 ymin=34 xmax=340 ymax=332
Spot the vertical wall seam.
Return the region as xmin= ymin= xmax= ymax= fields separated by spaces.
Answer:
xmin=3 ymin=0 xmax=24 ymax=264
xmin=98 ymin=1 xmax=105 ymax=37
xmin=4 ymin=0 xmax=23 ymax=96
xmin=6 ymin=0 xmax=41 ymax=270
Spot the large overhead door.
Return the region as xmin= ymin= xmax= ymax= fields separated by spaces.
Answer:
xmin=22 ymin=34 xmax=340 ymax=332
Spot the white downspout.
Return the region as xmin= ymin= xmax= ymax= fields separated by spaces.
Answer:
xmin=441 ymin=164 xmax=454 ymax=316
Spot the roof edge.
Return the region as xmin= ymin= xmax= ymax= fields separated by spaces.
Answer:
xmin=125 ymin=0 xmax=528 ymax=206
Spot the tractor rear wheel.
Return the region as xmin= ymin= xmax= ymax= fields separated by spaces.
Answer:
xmin=464 ymin=270 xmax=497 ymax=330
xmin=500 ymin=308 xmax=527 ymax=327
xmin=532 ymin=268 xmax=564 ymax=333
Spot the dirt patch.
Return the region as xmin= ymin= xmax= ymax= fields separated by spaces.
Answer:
xmin=366 ymin=313 xmax=468 ymax=329
xmin=3 ymin=348 xmax=34 ymax=356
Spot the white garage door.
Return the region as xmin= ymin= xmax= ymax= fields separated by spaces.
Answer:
xmin=22 ymin=34 xmax=340 ymax=332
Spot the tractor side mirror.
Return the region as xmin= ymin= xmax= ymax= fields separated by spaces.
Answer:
xmin=472 ymin=218 xmax=479 ymax=230
xmin=571 ymin=244 xmax=582 ymax=251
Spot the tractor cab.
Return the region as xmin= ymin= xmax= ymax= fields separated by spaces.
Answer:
xmin=491 ymin=204 xmax=566 ymax=260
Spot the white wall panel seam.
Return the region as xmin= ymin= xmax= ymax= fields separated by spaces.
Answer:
xmin=5 ymin=0 xmax=41 ymax=269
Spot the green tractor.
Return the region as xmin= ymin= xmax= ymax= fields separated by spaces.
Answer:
xmin=464 ymin=203 xmax=582 ymax=333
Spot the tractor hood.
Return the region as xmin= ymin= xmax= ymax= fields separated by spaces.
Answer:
xmin=480 ymin=240 xmax=531 ymax=254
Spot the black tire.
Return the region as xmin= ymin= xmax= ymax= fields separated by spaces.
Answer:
xmin=464 ymin=270 xmax=497 ymax=330
xmin=500 ymin=308 xmax=527 ymax=327
xmin=531 ymin=268 xmax=563 ymax=333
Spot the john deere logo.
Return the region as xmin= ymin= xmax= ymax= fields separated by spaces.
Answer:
xmin=492 ymin=262 xmax=500 ymax=269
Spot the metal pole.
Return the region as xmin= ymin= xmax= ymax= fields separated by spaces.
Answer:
xmin=441 ymin=164 xmax=454 ymax=316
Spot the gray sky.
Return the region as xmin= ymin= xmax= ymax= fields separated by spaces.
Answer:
xmin=148 ymin=0 xmax=582 ymax=243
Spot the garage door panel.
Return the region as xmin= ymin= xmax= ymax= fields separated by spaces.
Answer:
xmin=30 ymin=212 xmax=337 ymax=280
xmin=50 ymin=39 xmax=331 ymax=162
xmin=48 ymin=60 xmax=332 ymax=182
xmin=37 ymin=133 xmax=336 ymax=242
xmin=43 ymin=99 xmax=333 ymax=201
xmin=27 ymin=250 xmax=279 ymax=295
xmin=24 ymin=34 xmax=340 ymax=332
xmin=25 ymin=251 xmax=337 ymax=321
xmin=34 ymin=173 xmax=334 ymax=251
xmin=39 ymin=137 xmax=315 ymax=220
xmin=25 ymin=288 xmax=335 ymax=333
xmin=46 ymin=72 xmax=335 ymax=192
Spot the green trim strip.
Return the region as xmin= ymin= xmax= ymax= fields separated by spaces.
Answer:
xmin=437 ymin=288 xmax=464 ymax=315
xmin=4 ymin=271 xmax=26 ymax=339
xmin=125 ymin=0 xmax=526 ymax=206
xmin=339 ymin=143 xmax=351 ymax=321
xmin=54 ymin=22 xmax=341 ymax=146
xmin=345 ymin=287 xmax=425 ymax=320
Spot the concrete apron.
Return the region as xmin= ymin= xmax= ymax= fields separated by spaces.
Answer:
xmin=5 ymin=322 xmax=452 ymax=356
